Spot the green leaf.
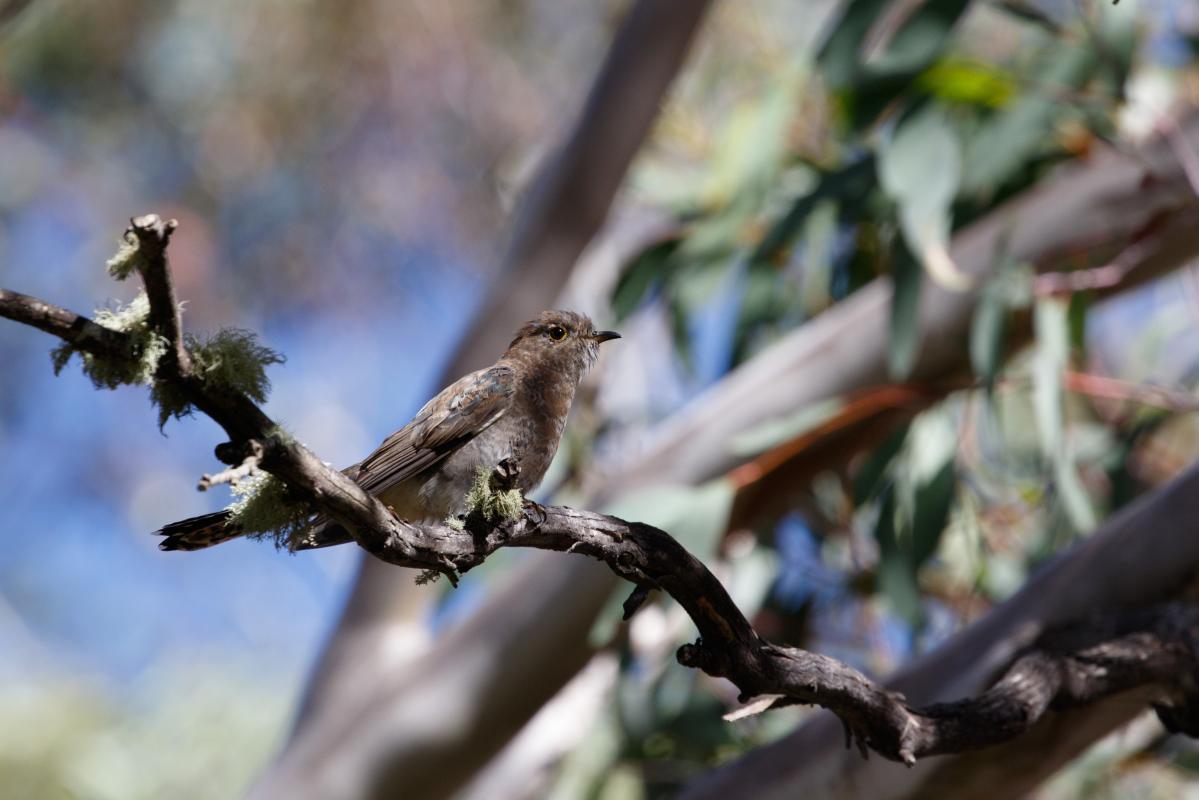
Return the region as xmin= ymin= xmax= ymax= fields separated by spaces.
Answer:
xmin=918 ymin=58 xmax=1017 ymax=108
xmin=878 ymin=105 xmax=969 ymax=290
xmin=874 ymin=485 xmax=924 ymax=626
xmin=751 ymin=158 xmax=876 ymax=267
xmin=1067 ymin=290 xmax=1091 ymax=358
xmin=988 ymin=0 xmax=1064 ymax=33
xmin=959 ymin=42 xmax=1096 ymax=198
xmin=1030 ymin=296 xmax=1096 ymax=533
xmin=852 ymin=422 xmax=911 ymax=506
xmin=612 ymin=238 xmax=679 ymax=321
xmin=817 ymin=0 xmax=972 ymax=128
xmin=1032 ymin=296 xmax=1068 ymax=457
xmin=970 ymin=251 xmax=1030 ymax=389
xmin=700 ymin=77 xmax=797 ymax=205
xmin=889 ymin=244 xmax=922 ymax=379
xmin=970 ymin=276 xmax=1007 ymax=389
xmin=817 ymin=0 xmax=892 ymax=90
xmin=911 ymin=458 xmax=955 ymax=567
xmin=1054 ymin=447 xmax=1097 ymax=533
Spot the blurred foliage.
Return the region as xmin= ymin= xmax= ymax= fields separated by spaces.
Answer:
xmin=597 ymin=0 xmax=1199 ymax=795
xmin=0 ymin=657 xmax=291 ymax=800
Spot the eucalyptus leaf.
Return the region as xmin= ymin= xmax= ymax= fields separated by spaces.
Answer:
xmin=878 ymin=106 xmax=969 ymax=290
xmin=818 ymin=0 xmax=971 ymax=127
xmin=960 ymin=42 xmax=1095 ymax=198
xmin=874 ymin=485 xmax=924 ymax=626
xmin=852 ymin=422 xmax=910 ymax=505
xmin=1032 ymin=297 xmax=1068 ymax=457
xmin=889 ymin=245 xmax=922 ymax=379
xmin=816 ymin=0 xmax=892 ymax=90
xmin=970 ymin=252 xmax=1030 ymax=388
xmin=918 ymin=58 xmax=1017 ymax=108
xmin=970 ymin=280 xmax=1007 ymax=389
xmin=612 ymin=238 xmax=680 ymax=321
xmin=911 ymin=458 xmax=956 ymax=567
xmin=751 ymin=157 xmax=876 ymax=267
xmin=1054 ymin=449 xmax=1097 ymax=533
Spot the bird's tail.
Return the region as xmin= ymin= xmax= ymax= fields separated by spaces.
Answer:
xmin=156 ymin=511 xmax=246 ymax=551
xmin=156 ymin=511 xmax=352 ymax=551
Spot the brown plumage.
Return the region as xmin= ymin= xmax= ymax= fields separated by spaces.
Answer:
xmin=157 ymin=310 xmax=619 ymax=551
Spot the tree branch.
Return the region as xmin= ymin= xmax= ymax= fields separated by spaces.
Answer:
xmin=3 ymin=235 xmax=1199 ymax=765
xmin=123 ymin=214 xmax=192 ymax=375
xmin=198 ymin=438 xmax=264 ymax=490
xmin=0 ymin=287 xmax=134 ymax=360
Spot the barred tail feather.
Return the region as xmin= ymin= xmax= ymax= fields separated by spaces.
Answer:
xmin=157 ymin=511 xmax=246 ymax=551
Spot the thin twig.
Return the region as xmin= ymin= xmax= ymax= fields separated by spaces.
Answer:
xmin=1033 ymin=233 xmax=1160 ymax=296
xmin=126 ymin=214 xmax=192 ymax=375
xmin=198 ymin=439 xmax=265 ymax=490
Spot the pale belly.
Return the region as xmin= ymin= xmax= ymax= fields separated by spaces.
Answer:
xmin=375 ymin=415 xmax=553 ymax=525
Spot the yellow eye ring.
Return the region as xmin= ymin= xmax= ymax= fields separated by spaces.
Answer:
xmin=547 ymin=325 xmax=568 ymax=342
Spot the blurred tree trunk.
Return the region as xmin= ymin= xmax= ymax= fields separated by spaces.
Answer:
xmin=250 ymin=2 xmax=712 ymax=798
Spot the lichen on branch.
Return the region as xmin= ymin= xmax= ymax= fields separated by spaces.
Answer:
xmin=466 ymin=465 xmax=524 ymax=521
xmin=50 ymin=292 xmax=167 ymax=389
xmin=228 ymin=470 xmax=313 ymax=547
xmin=151 ymin=328 xmax=285 ymax=427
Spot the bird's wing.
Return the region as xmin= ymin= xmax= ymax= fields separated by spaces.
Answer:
xmin=352 ymin=364 xmax=515 ymax=496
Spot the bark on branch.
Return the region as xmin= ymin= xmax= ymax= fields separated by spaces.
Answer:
xmin=2 ymin=233 xmax=1198 ymax=764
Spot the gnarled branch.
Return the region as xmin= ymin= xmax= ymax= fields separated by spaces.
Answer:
xmin=2 ymin=220 xmax=1198 ymax=765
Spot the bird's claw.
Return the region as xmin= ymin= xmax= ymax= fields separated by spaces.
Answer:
xmin=490 ymin=457 xmax=520 ymax=492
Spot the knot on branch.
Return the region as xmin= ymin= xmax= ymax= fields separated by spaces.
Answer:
xmin=677 ymin=640 xmax=729 ymax=677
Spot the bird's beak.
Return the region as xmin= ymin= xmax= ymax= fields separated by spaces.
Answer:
xmin=592 ymin=330 xmax=621 ymax=343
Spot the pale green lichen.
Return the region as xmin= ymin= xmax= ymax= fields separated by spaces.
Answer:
xmin=226 ymin=469 xmax=312 ymax=549
xmin=149 ymin=327 xmax=285 ymax=428
xmin=190 ymin=328 xmax=284 ymax=402
xmin=51 ymin=292 xmax=168 ymax=389
xmin=105 ymin=230 xmax=141 ymax=280
xmin=463 ymin=465 xmax=524 ymax=523
xmin=56 ymin=234 xmax=286 ymax=429
xmin=444 ymin=515 xmax=466 ymax=531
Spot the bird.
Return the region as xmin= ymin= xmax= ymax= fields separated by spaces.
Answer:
xmin=156 ymin=310 xmax=619 ymax=551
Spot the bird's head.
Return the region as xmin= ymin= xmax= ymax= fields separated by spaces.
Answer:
xmin=505 ymin=309 xmax=620 ymax=379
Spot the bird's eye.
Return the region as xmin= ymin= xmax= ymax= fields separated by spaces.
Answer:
xmin=547 ymin=325 xmax=568 ymax=342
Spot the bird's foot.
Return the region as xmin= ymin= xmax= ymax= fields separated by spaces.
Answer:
xmin=489 ymin=457 xmax=520 ymax=493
